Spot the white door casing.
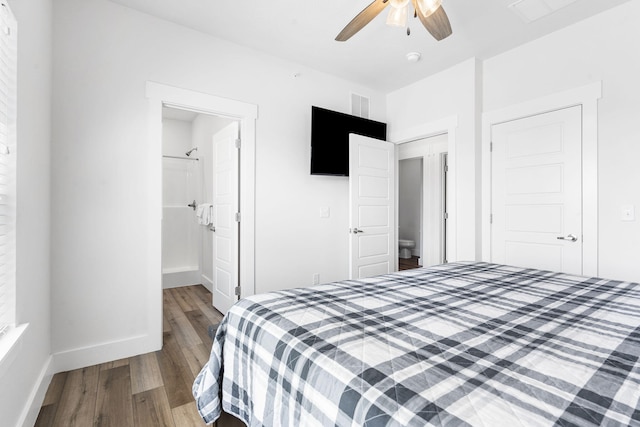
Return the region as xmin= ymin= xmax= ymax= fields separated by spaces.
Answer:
xmin=211 ymin=122 xmax=240 ymax=314
xmin=147 ymin=82 xmax=257 ymax=353
xmin=491 ymin=106 xmax=582 ymax=274
xmin=349 ymin=134 xmax=395 ymax=279
xmin=397 ymin=135 xmax=448 ymax=267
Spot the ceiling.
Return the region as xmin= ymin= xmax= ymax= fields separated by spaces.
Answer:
xmin=162 ymin=106 xmax=199 ymax=122
xmin=109 ymin=0 xmax=629 ymax=92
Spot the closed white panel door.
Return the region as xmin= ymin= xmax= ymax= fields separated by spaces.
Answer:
xmin=491 ymin=106 xmax=582 ymax=274
xmin=212 ymin=122 xmax=239 ymax=314
xmin=349 ymin=134 xmax=395 ymax=279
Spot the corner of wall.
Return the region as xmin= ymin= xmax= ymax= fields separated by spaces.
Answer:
xmin=51 ymin=333 xmax=160 ymax=374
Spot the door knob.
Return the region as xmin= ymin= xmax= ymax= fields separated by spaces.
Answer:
xmin=556 ymin=234 xmax=578 ymax=242
xmin=351 ymin=228 xmax=364 ymax=234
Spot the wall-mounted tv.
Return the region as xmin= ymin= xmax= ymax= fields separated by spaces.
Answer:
xmin=310 ymin=106 xmax=387 ymax=176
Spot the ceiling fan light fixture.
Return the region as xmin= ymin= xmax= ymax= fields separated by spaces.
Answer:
xmin=416 ymin=0 xmax=442 ymax=17
xmin=386 ymin=3 xmax=409 ymax=27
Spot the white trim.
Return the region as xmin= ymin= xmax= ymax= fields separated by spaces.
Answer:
xmin=146 ymin=82 xmax=257 ymax=327
xmin=0 ymin=323 xmax=28 ymax=380
xmin=200 ymin=273 xmax=213 ymax=293
xmin=390 ymin=115 xmax=458 ymax=265
xmin=52 ymin=334 xmax=155 ymax=373
xmin=481 ymin=81 xmax=601 ymax=275
xmin=18 ymin=355 xmax=53 ymax=427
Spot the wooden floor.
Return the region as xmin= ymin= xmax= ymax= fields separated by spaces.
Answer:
xmin=399 ymin=256 xmax=422 ymax=271
xmin=35 ymin=285 xmax=244 ymax=427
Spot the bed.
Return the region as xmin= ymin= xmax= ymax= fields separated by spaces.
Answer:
xmin=193 ymin=261 xmax=640 ymax=426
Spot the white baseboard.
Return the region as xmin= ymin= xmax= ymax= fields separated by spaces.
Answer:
xmin=162 ymin=269 xmax=201 ymax=289
xmin=201 ymin=274 xmax=213 ymax=293
xmin=52 ymin=333 xmax=161 ymax=374
xmin=18 ymin=355 xmax=53 ymax=427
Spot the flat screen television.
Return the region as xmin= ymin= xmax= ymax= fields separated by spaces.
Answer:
xmin=310 ymin=106 xmax=387 ymax=176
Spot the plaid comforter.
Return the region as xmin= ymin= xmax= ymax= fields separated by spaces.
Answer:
xmin=193 ymin=262 xmax=640 ymax=426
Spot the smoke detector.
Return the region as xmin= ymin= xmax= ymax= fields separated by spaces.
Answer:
xmin=406 ymin=52 xmax=421 ymax=63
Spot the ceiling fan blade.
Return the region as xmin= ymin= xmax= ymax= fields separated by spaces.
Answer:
xmin=336 ymin=0 xmax=390 ymax=42
xmin=414 ymin=3 xmax=452 ymax=41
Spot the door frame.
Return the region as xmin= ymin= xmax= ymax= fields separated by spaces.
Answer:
xmin=481 ymin=81 xmax=601 ymax=276
xmin=397 ymin=135 xmax=448 ymax=267
xmin=390 ymin=115 xmax=458 ymax=270
xmin=146 ymin=82 xmax=257 ymax=346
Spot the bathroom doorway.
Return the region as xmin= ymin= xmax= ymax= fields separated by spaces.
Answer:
xmin=161 ymin=106 xmax=238 ymax=312
xmin=397 ymin=134 xmax=448 ymax=269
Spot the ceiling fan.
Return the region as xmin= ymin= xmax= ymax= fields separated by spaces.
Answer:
xmin=335 ymin=0 xmax=452 ymax=42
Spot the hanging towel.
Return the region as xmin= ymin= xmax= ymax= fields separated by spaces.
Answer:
xmin=196 ymin=203 xmax=214 ymax=226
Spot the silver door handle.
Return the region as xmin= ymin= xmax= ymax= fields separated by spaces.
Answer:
xmin=351 ymin=228 xmax=364 ymax=234
xmin=557 ymin=234 xmax=578 ymax=242
xmin=209 ymin=226 xmax=216 ymax=232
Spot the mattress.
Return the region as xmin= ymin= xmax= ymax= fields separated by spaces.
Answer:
xmin=193 ymin=262 xmax=640 ymax=426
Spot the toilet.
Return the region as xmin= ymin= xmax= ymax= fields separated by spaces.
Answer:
xmin=398 ymin=239 xmax=415 ymax=259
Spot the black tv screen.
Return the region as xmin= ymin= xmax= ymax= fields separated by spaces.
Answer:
xmin=310 ymin=106 xmax=387 ymax=176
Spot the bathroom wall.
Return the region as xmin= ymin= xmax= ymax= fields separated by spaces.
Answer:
xmin=398 ymin=158 xmax=423 ymax=258
xmin=161 ymin=118 xmax=199 ymax=287
xmin=162 ymin=118 xmax=192 ymax=156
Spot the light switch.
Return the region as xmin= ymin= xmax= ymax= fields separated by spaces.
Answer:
xmin=621 ymin=205 xmax=635 ymax=222
xmin=320 ymin=207 xmax=330 ymax=219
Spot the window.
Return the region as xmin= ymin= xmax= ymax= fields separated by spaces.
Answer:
xmin=0 ymin=1 xmax=16 ymax=337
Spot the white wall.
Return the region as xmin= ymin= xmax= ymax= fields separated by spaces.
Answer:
xmin=161 ymin=119 xmax=199 ymax=283
xmin=387 ymin=58 xmax=482 ymax=261
xmin=1 ymin=0 xmax=53 ymax=426
xmin=162 ymin=118 xmax=192 ymax=156
xmin=47 ymin=0 xmax=640 ymax=376
xmin=483 ymin=1 xmax=640 ymax=282
xmin=51 ymin=0 xmax=386 ymax=369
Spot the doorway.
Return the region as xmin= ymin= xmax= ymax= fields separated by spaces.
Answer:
xmin=160 ymin=106 xmax=239 ymax=315
xmin=147 ymin=82 xmax=257 ymax=347
xmin=397 ymin=134 xmax=448 ymax=269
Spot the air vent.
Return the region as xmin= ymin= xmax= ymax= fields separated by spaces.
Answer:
xmin=351 ymin=93 xmax=370 ymax=119
xmin=509 ymin=0 xmax=578 ymax=24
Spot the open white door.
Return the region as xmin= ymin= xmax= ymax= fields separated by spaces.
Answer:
xmin=491 ymin=106 xmax=582 ymax=274
xmin=349 ymin=134 xmax=395 ymax=279
xmin=211 ymin=122 xmax=240 ymax=314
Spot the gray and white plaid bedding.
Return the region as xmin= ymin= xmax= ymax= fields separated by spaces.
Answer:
xmin=193 ymin=262 xmax=640 ymax=426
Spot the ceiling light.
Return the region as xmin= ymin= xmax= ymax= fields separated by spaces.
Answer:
xmin=386 ymin=0 xmax=409 ymax=28
xmin=416 ymin=0 xmax=442 ymax=17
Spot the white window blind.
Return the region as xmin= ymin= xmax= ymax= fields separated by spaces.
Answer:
xmin=0 ymin=1 xmax=16 ymax=337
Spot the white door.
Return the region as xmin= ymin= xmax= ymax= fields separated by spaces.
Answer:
xmin=349 ymin=134 xmax=395 ymax=279
xmin=491 ymin=106 xmax=582 ymax=274
xmin=211 ymin=122 xmax=240 ymax=314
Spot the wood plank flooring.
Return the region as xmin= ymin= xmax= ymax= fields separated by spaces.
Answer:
xmin=399 ymin=256 xmax=422 ymax=271
xmin=35 ymin=285 xmax=244 ymax=427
